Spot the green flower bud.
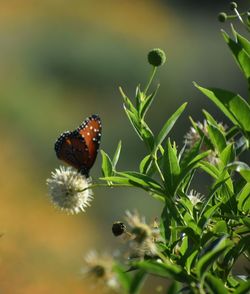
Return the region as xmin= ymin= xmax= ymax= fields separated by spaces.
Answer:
xmin=218 ymin=12 xmax=227 ymax=23
xmin=229 ymin=2 xmax=237 ymax=10
xmin=147 ymin=48 xmax=166 ymax=67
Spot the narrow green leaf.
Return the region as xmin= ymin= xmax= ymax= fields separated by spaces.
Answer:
xmin=139 ymin=85 xmax=159 ymax=119
xmin=176 ymin=151 xmax=210 ymax=193
xmin=129 ymin=270 xmax=146 ymax=294
xmin=139 ymin=154 xmax=152 ymax=174
xmin=207 ymin=123 xmax=227 ymax=154
xmin=112 ymin=140 xmax=122 ymax=169
xmin=100 ymin=176 xmax=133 ymax=186
xmin=124 ymin=106 xmax=142 ymax=140
xmin=135 ymin=260 xmax=188 ymax=283
xmin=199 ymin=203 xmax=221 ymax=229
xmin=162 ymin=139 xmax=180 ymax=193
xmin=101 ymin=150 xmax=113 ymax=177
xmin=153 ymin=103 xmax=187 ymax=153
xmin=222 ymin=30 xmax=250 ymax=81
xmin=202 ymin=110 xmax=220 ymax=127
xmin=167 ymin=281 xmax=181 ymax=294
xmin=198 ymin=161 xmax=220 ymax=179
xmin=119 ymin=86 xmax=137 ymax=114
xmin=181 ymin=138 xmax=202 ymax=169
xmin=235 ymin=279 xmax=250 ymax=294
xmin=117 ymin=171 xmax=163 ymax=193
xmin=234 ymin=28 xmax=250 ymax=55
xmin=196 ymin=237 xmax=232 ymax=278
xmin=219 ymin=143 xmax=235 ymax=168
xmin=205 ymin=273 xmax=228 ymax=294
xmin=227 ymin=161 xmax=250 ymax=182
xmin=140 ymin=122 xmax=155 ymax=151
xmin=237 ymin=183 xmax=250 ymax=212
xmin=195 ymin=83 xmax=250 ymax=132
xmin=113 ymin=263 xmax=131 ymax=292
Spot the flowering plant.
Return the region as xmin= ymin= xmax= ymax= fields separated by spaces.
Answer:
xmin=47 ymin=2 xmax=250 ymax=293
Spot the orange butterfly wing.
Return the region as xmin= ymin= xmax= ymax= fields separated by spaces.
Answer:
xmin=55 ymin=115 xmax=102 ymax=175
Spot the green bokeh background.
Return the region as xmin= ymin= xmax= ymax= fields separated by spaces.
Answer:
xmin=0 ymin=1 xmax=248 ymax=293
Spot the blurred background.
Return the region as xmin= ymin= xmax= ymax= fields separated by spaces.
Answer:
xmin=0 ymin=1 xmax=249 ymax=293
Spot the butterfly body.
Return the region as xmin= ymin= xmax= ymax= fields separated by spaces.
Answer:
xmin=55 ymin=114 xmax=102 ymax=176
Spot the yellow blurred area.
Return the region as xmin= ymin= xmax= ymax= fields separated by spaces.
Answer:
xmin=0 ymin=0 xmax=247 ymax=293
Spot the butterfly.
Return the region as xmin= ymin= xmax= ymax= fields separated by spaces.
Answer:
xmin=54 ymin=114 xmax=102 ymax=177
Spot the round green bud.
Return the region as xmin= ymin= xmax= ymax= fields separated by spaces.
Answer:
xmin=147 ymin=48 xmax=166 ymax=67
xmin=229 ymin=2 xmax=237 ymax=10
xmin=218 ymin=12 xmax=227 ymax=23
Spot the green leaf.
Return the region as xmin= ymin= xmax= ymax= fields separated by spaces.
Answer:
xmin=117 ymin=171 xmax=164 ymax=194
xmin=129 ymin=270 xmax=146 ymax=294
xmin=135 ymin=260 xmax=188 ymax=283
xmin=112 ymin=140 xmax=122 ymax=169
xmin=101 ymin=150 xmax=113 ymax=177
xmin=237 ymin=183 xmax=250 ymax=212
xmin=202 ymin=110 xmax=220 ymax=127
xmin=153 ymin=103 xmax=187 ymax=153
xmin=222 ymin=30 xmax=250 ymax=82
xmin=113 ymin=263 xmax=131 ymax=292
xmin=181 ymin=138 xmax=202 ymax=169
xmin=139 ymin=85 xmax=159 ymax=119
xmin=234 ymin=29 xmax=250 ymax=55
xmin=207 ymin=123 xmax=227 ymax=154
xmin=100 ymin=176 xmax=133 ymax=186
xmin=227 ymin=161 xmax=250 ymax=182
xmin=213 ymin=220 xmax=228 ymax=234
xmin=185 ymin=250 xmax=199 ymax=275
xmin=124 ymin=106 xmax=142 ymax=140
xmin=205 ymin=273 xmax=228 ymax=294
xmin=162 ymin=139 xmax=180 ymax=193
xmin=176 ymin=151 xmax=210 ymax=193
xmin=196 ymin=236 xmax=232 ymax=279
xmin=198 ymin=161 xmax=220 ymax=179
xmin=139 ymin=154 xmax=152 ymax=174
xmin=167 ymin=281 xmax=181 ymax=294
xmin=120 ymin=87 xmax=138 ymax=114
xmin=140 ymin=121 xmax=155 ymax=151
xmin=194 ymin=83 xmax=250 ymax=133
xmin=235 ymin=279 xmax=250 ymax=294
xmin=199 ymin=202 xmax=221 ymax=229
xmin=219 ymin=143 xmax=235 ymax=168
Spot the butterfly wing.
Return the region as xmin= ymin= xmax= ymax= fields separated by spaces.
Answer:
xmin=54 ymin=114 xmax=102 ymax=175
xmin=77 ymin=114 xmax=102 ymax=170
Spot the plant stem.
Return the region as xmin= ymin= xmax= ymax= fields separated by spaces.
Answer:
xmin=144 ymin=66 xmax=157 ymax=95
xmin=153 ymin=156 xmax=165 ymax=183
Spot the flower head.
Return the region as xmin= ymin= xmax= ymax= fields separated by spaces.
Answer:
xmin=187 ymin=189 xmax=205 ymax=206
xmin=82 ymin=250 xmax=120 ymax=292
xmin=147 ymin=48 xmax=166 ymax=67
xmin=46 ymin=166 xmax=93 ymax=214
xmin=125 ymin=211 xmax=162 ymax=258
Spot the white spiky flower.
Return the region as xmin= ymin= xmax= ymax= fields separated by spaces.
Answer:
xmin=125 ymin=210 xmax=162 ymax=258
xmin=46 ymin=166 xmax=93 ymax=214
xmin=188 ymin=189 xmax=205 ymax=206
xmin=82 ymin=250 xmax=120 ymax=292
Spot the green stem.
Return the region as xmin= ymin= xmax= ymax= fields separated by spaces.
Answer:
xmin=144 ymin=66 xmax=157 ymax=95
xmin=153 ymin=156 xmax=165 ymax=183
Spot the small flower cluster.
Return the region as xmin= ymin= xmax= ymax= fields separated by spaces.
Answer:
xmin=82 ymin=250 xmax=120 ymax=292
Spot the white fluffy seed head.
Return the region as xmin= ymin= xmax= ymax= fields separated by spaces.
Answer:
xmin=46 ymin=166 xmax=93 ymax=214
